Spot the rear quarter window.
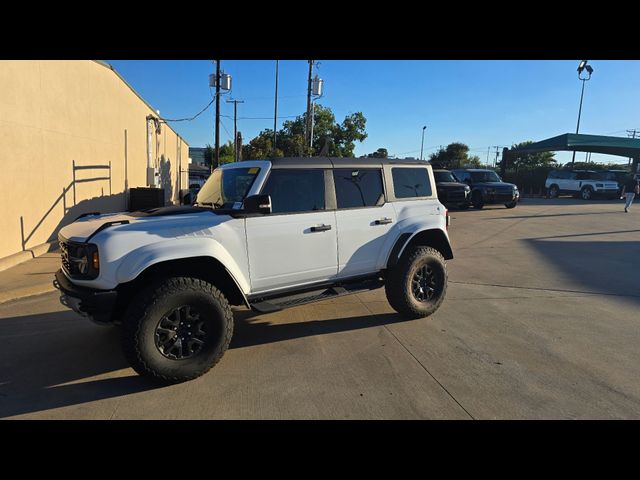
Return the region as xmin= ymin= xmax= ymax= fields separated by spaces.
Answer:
xmin=392 ymin=168 xmax=433 ymax=198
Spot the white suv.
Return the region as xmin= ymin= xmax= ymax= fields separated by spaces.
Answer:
xmin=54 ymin=157 xmax=453 ymax=383
xmin=545 ymin=169 xmax=619 ymax=200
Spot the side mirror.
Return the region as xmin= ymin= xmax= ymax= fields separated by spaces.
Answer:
xmin=243 ymin=194 xmax=272 ymax=214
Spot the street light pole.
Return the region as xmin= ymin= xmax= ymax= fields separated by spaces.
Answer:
xmin=420 ymin=126 xmax=426 ymax=160
xmin=571 ymin=60 xmax=593 ymax=168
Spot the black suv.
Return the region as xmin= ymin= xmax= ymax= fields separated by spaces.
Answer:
xmin=451 ymin=169 xmax=519 ymax=209
xmin=434 ymin=169 xmax=471 ymax=209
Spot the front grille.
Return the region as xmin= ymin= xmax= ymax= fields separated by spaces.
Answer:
xmin=59 ymin=240 xmax=85 ymax=277
xmin=447 ymin=190 xmax=467 ymax=201
xmin=60 ymin=241 xmax=72 ymax=274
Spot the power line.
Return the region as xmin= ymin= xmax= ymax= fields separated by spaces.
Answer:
xmin=159 ymin=99 xmax=214 ymax=122
xmin=221 ymin=114 xmax=299 ymax=120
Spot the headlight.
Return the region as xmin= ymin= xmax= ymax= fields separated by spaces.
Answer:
xmin=464 ymin=185 xmax=470 ymax=191
xmin=66 ymin=243 xmax=99 ymax=279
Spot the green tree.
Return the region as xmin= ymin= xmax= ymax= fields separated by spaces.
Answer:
xmin=218 ymin=141 xmax=236 ymax=165
xmin=505 ymin=141 xmax=557 ymax=172
xmin=366 ymin=148 xmax=388 ymax=158
xmin=428 ymin=143 xmax=482 ymax=169
xmin=203 ymin=144 xmax=214 ymax=167
xmin=241 ymin=129 xmax=284 ymax=160
xmin=242 ymin=105 xmax=367 ymax=159
xmin=204 ymin=142 xmax=236 ymax=167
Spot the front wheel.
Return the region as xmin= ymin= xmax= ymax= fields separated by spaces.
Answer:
xmin=505 ymin=201 xmax=517 ymax=208
xmin=471 ymin=191 xmax=484 ymax=209
xmin=458 ymin=202 xmax=470 ymax=210
xmin=385 ymin=246 xmax=448 ymax=319
xmin=122 ymin=277 xmax=234 ymax=384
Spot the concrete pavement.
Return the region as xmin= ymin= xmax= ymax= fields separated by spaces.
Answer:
xmin=0 ymin=253 xmax=59 ymax=304
xmin=0 ymin=198 xmax=639 ymax=419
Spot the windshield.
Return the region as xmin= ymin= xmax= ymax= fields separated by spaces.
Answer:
xmin=195 ymin=167 xmax=261 ymax=209
xmin=434 ymin=171 xmax=458 ymax=183
xmin=470 ymin=171 xmax=502 ymax=183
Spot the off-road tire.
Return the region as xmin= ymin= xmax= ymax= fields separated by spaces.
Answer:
xmin=385 ymin=246 xmax=448 ymax=319
xmin=122 ymin=277 xmax=234 ymax=384
xmin=505 ymin=200 xmax=517 ymax=208
xmin=471 ymin=191 xmax=484 ymax=209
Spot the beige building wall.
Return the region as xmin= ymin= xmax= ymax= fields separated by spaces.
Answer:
xmin=0 ymin=60 xmax=189 ymax=260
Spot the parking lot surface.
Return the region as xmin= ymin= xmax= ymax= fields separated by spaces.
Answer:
xmin=1 ymin=198 xmax=639 ymax=419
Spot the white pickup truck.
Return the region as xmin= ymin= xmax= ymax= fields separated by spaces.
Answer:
xmin=54 ymin=157 xmax=453 ymax=383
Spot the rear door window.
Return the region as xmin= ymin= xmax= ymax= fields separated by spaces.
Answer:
xmin=334 ymin=169 xmax=385 ymax=208
xmin=392 ymin=168 xmax=432 ymax=198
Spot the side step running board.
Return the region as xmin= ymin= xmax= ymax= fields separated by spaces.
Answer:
xmin=249 ymin=277 xmax=383 ymax=313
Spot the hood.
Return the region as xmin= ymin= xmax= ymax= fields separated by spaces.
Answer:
xmin=58 ymin=206 xmax=222 ymax=243
xmin=436 ymin=182 xmax=469 ymax=189
xmin=474 ymin=182 xmax=517 ymax=188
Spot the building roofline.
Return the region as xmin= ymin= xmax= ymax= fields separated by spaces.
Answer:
xmin=93 ymin=60 xmax=188 ymax=145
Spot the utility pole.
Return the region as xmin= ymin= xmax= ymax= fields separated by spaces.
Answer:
xmin=306 ymin=60 xmax=313 ymax=151
xmin=226 ymin=99 xmax=244 ymax=162
xmin=214 ymin=60 xmax=221 ymax=171
xmin=628 ymin=129 xmax=638 ymax=167
xmin=273 ymin=60 xmax=279 ymax=154
xmin=486 ymin=147 xmax=491 ymax=168
xmin=493 ymin=146 xmax=501 ymax=169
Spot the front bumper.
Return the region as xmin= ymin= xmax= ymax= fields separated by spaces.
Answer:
xmin=53 ymin=269 xmax=118 ymax=324
xmin=485 ymin=191 xmax=519 ymax=203
xmin=438 ymin=189 xmax=470 ymax=205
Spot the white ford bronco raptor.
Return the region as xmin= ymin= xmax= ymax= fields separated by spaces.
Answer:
xmin=54 ymin=157 xmax=453 ymax=383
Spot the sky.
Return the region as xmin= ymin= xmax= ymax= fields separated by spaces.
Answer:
xmin=107 ymin=60 xmax=640 ymax=165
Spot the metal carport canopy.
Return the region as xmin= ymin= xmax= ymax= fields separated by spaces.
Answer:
xmin=509 ymin=133 xmax=640 ymax=158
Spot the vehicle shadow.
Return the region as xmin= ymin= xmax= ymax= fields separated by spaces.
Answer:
xmin=230 ymin=308 xmax=409 ymax=349
xmin=0 ymin=310 xmax=157 ymax=418
xmin=0 ymin=305 xmax=408 ymax=418
xmin=525 ymin=238 xmax=640 ymax=306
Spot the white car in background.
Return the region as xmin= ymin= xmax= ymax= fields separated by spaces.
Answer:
xmin=545 ymin=169 xmax=620 ymax=200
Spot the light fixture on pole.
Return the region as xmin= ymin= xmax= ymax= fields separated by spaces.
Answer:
xmin=570 ymin=60 xmax=593 ymax=167
xmin=420 ymin=126 xmax=427 ymax=160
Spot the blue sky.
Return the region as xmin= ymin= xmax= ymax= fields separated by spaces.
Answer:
xmin=107 ymin=60 xmax=640 ymax=165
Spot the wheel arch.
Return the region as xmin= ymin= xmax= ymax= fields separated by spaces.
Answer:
xmin=387 ymin=228 xmax=453 ymax=269
xmin=116 ymin=256 xmax=249 ymax=309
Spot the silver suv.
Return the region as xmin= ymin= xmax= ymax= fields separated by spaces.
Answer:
xmin=545 ymin=169 xmax=619 ymax=200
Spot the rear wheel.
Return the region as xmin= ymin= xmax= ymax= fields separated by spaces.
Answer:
xmin=581 ymin=186 xmax=593 ymax=200
xmin=122 ymin=277 xmax=234 ymax=384
xmin=385 ymin=246 xmax=448 ymax=319
xmin=548 ymin=184 xmax=559 ymax=198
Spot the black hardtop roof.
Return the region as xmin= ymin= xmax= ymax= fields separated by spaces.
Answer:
xmin=265 ymin=157 xmax=432 ymax=169
xmin=451 ymin=168 xmax=495 ymax=172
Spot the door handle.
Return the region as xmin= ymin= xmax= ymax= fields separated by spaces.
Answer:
xmin=310 ymin=224 xmax=332 ymax=232
xmin=375 ymin=218 xmax=393 ymax=225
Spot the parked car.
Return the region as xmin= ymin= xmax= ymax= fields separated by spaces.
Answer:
xmin=434 ymin=169 xmax=471 ymax=209
xmin=450 ymin=168 xmax=519 ymax=209
xmin=545 ymin=169 xmax=619 ymax=200
xmin=54 ymin=157 xmax=453 ymax=383
xmin=596 ymin=170 xmax=630 ymax=195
